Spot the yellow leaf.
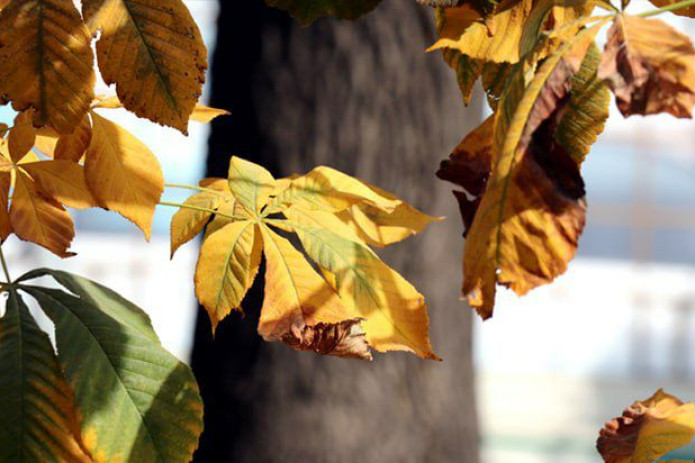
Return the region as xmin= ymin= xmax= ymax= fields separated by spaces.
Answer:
xmin=8 ymin=111 xmax=36 ymax=163
xmin=85 ymin=112 xmax=164 ymax=239
xmin=94 ymin=96 xmax=230 ymax=124
xmin=597 ymin=389 xmax=695 ymax=463
xmin=55 ymin=115 xmax=92 ymax=162
xmin=0 ymin=0 xmax=94 ymax=133
xmin=461 ymin=24 xmax=605 ymax=319
xmin=266 ymin=166 xmax=399 ymax=215
xmin=338 ymin=201 xmax=442 ymax=248
xmin=195 ymin=220 xmax=262 ymax=332
xmin=227 ymin=156 xmax=275 ymax=216
xmin=204 ymin=196 xmax=240 ymax=238
xmin=82 ymin=0 xmax=208 ymax=134
xmin=20 ymin=160 xmax=98 ymax=210
xmin=0 ymin=172 xmax=10 ymax=241
xmin=430 ymin=0 xmax=594 ymax=64
xmin=10 ymin=172 xmax=75 ymax=257
xmin=170 ymin=191 xmax=223 ymax=257
xmin=190 ymin=106 xmax=230 ymax=123
xmin=598 ymin=15 xmax=695 ymax=118
xmin=258 ymin=224 xmax=370 ymax=359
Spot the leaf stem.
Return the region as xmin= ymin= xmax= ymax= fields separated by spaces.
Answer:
xmin=164 ymin=183 xmax=224 ymax=195
xmin=157 ymin=201 xmax=246 ymax=221
xmin=0 ymin=244 xmax=11 ymax=284
xmin=637 ymin=0 xmax=695 ymax=17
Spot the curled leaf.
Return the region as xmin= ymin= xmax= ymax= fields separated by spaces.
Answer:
xmin=598 ymin=15 xmax=695 ymax=118
xmin=597 ymin=389 xmax=695 ymax=463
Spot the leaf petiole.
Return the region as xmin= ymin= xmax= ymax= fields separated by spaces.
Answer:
xmin=0 ymin=244 xmax=11 ymax=284
xmin=157 ymin=201 xmax=247 ymax=221
xmin=637 ymin=0 xmax=695 ymax=17
xmin=164 ymin=183 xmax=225 ymax=195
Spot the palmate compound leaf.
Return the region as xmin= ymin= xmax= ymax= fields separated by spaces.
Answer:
xmin=265 ymin=0 xmax=383 ymax=25
xmin=173 ymin=156 xmax=439 ymax=359
xmin=82 ymin=0 xmax=208 ymax=134
xmin=0 ymin=289 xmax=91 ymax=462
xmin=598 ymin=14 xmax=695 ymax=118
xmin=596 ymin=389 xmax=695 ymax=463
xmin=0 ymin=0 xmax=95 ymax=134
xmin=18 ymin=268 xmax=204 ymax=463
xmin=438 ymin=23 xmax=610 ymax=319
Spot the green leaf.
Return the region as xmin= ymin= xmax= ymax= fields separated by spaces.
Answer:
xmin=0 ymin=289 xmax=91 ymax=462
xmin=21 ymin=270 xmax=203 ymax=463
xmin=265 ymin=0 xmax=382 ymax=24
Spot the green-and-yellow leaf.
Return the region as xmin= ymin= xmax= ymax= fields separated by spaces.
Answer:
xmin=82 ymin=0 xmax=207 ymax=134
xmin=266 ymin=165 xmax=399 ymax=215
xmin=86 ymin=112 xmax=164 ymax=239
xmin=195 ymin=220 xmax=263 ymax=332
xmin=0 ymin=289 xmax=91 ymax=462
xmin=227 ymin=156 xmax=275 ymax=216
xmin=0 ymin=0 xmax=94 ymax=133
xmin=171 ymin=191 xmax=224 ymax=257
xmin=271 ymin=218 xmax=438 ymax=359
xmin=23 ymin=270 xmax=203 ymax=463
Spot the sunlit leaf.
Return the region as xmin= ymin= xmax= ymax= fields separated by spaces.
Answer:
xmin=648 ymin=0 xmax=695 ymax=17
xmin=195 ymin=220 xmax=263 ymax=332
xmin=177 ymin=157 xmax=438 ymax=359
xmin=82 ymin=0 xmax=208 ymax=134
xmin=85 ymin=112 xmax=164 ymax=239
xmin=10 ymin=170 xmax=75 ymax=257
xmin=21 ymin=160 xmax=98 ymax=210
xmin=0 ymin=0 xmax=94 ymax=133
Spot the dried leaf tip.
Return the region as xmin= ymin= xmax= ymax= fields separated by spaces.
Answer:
xmin=282 ymin=318 xmax=373 ymax=361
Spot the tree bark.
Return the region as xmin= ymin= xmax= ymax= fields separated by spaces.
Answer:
xmin=192 ymin=1 xmax=481 ymax=461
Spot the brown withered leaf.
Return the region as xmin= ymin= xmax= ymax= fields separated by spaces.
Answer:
xmin=597 ymin=389 xmax=695 ymax=463
xmin=282 ymin=319 xmax=372 ymax=360
xmin=436 ymin=115 xmax=494 ymax=236
xmin=455 ymin=25 xmax=603 ymax=318
xmin=598 ymin=15 xmax=695 ymax=118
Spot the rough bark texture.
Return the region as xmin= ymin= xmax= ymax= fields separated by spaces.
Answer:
xmin=192 ymin=1 xmax=480 ymax=461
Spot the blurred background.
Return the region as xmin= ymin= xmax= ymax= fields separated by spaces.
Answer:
xmin=3 ymin=1 xmax=695 ymax=462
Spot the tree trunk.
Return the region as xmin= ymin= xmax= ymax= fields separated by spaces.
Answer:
xmin=192 ymin=1 xmax=480 ymax=461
